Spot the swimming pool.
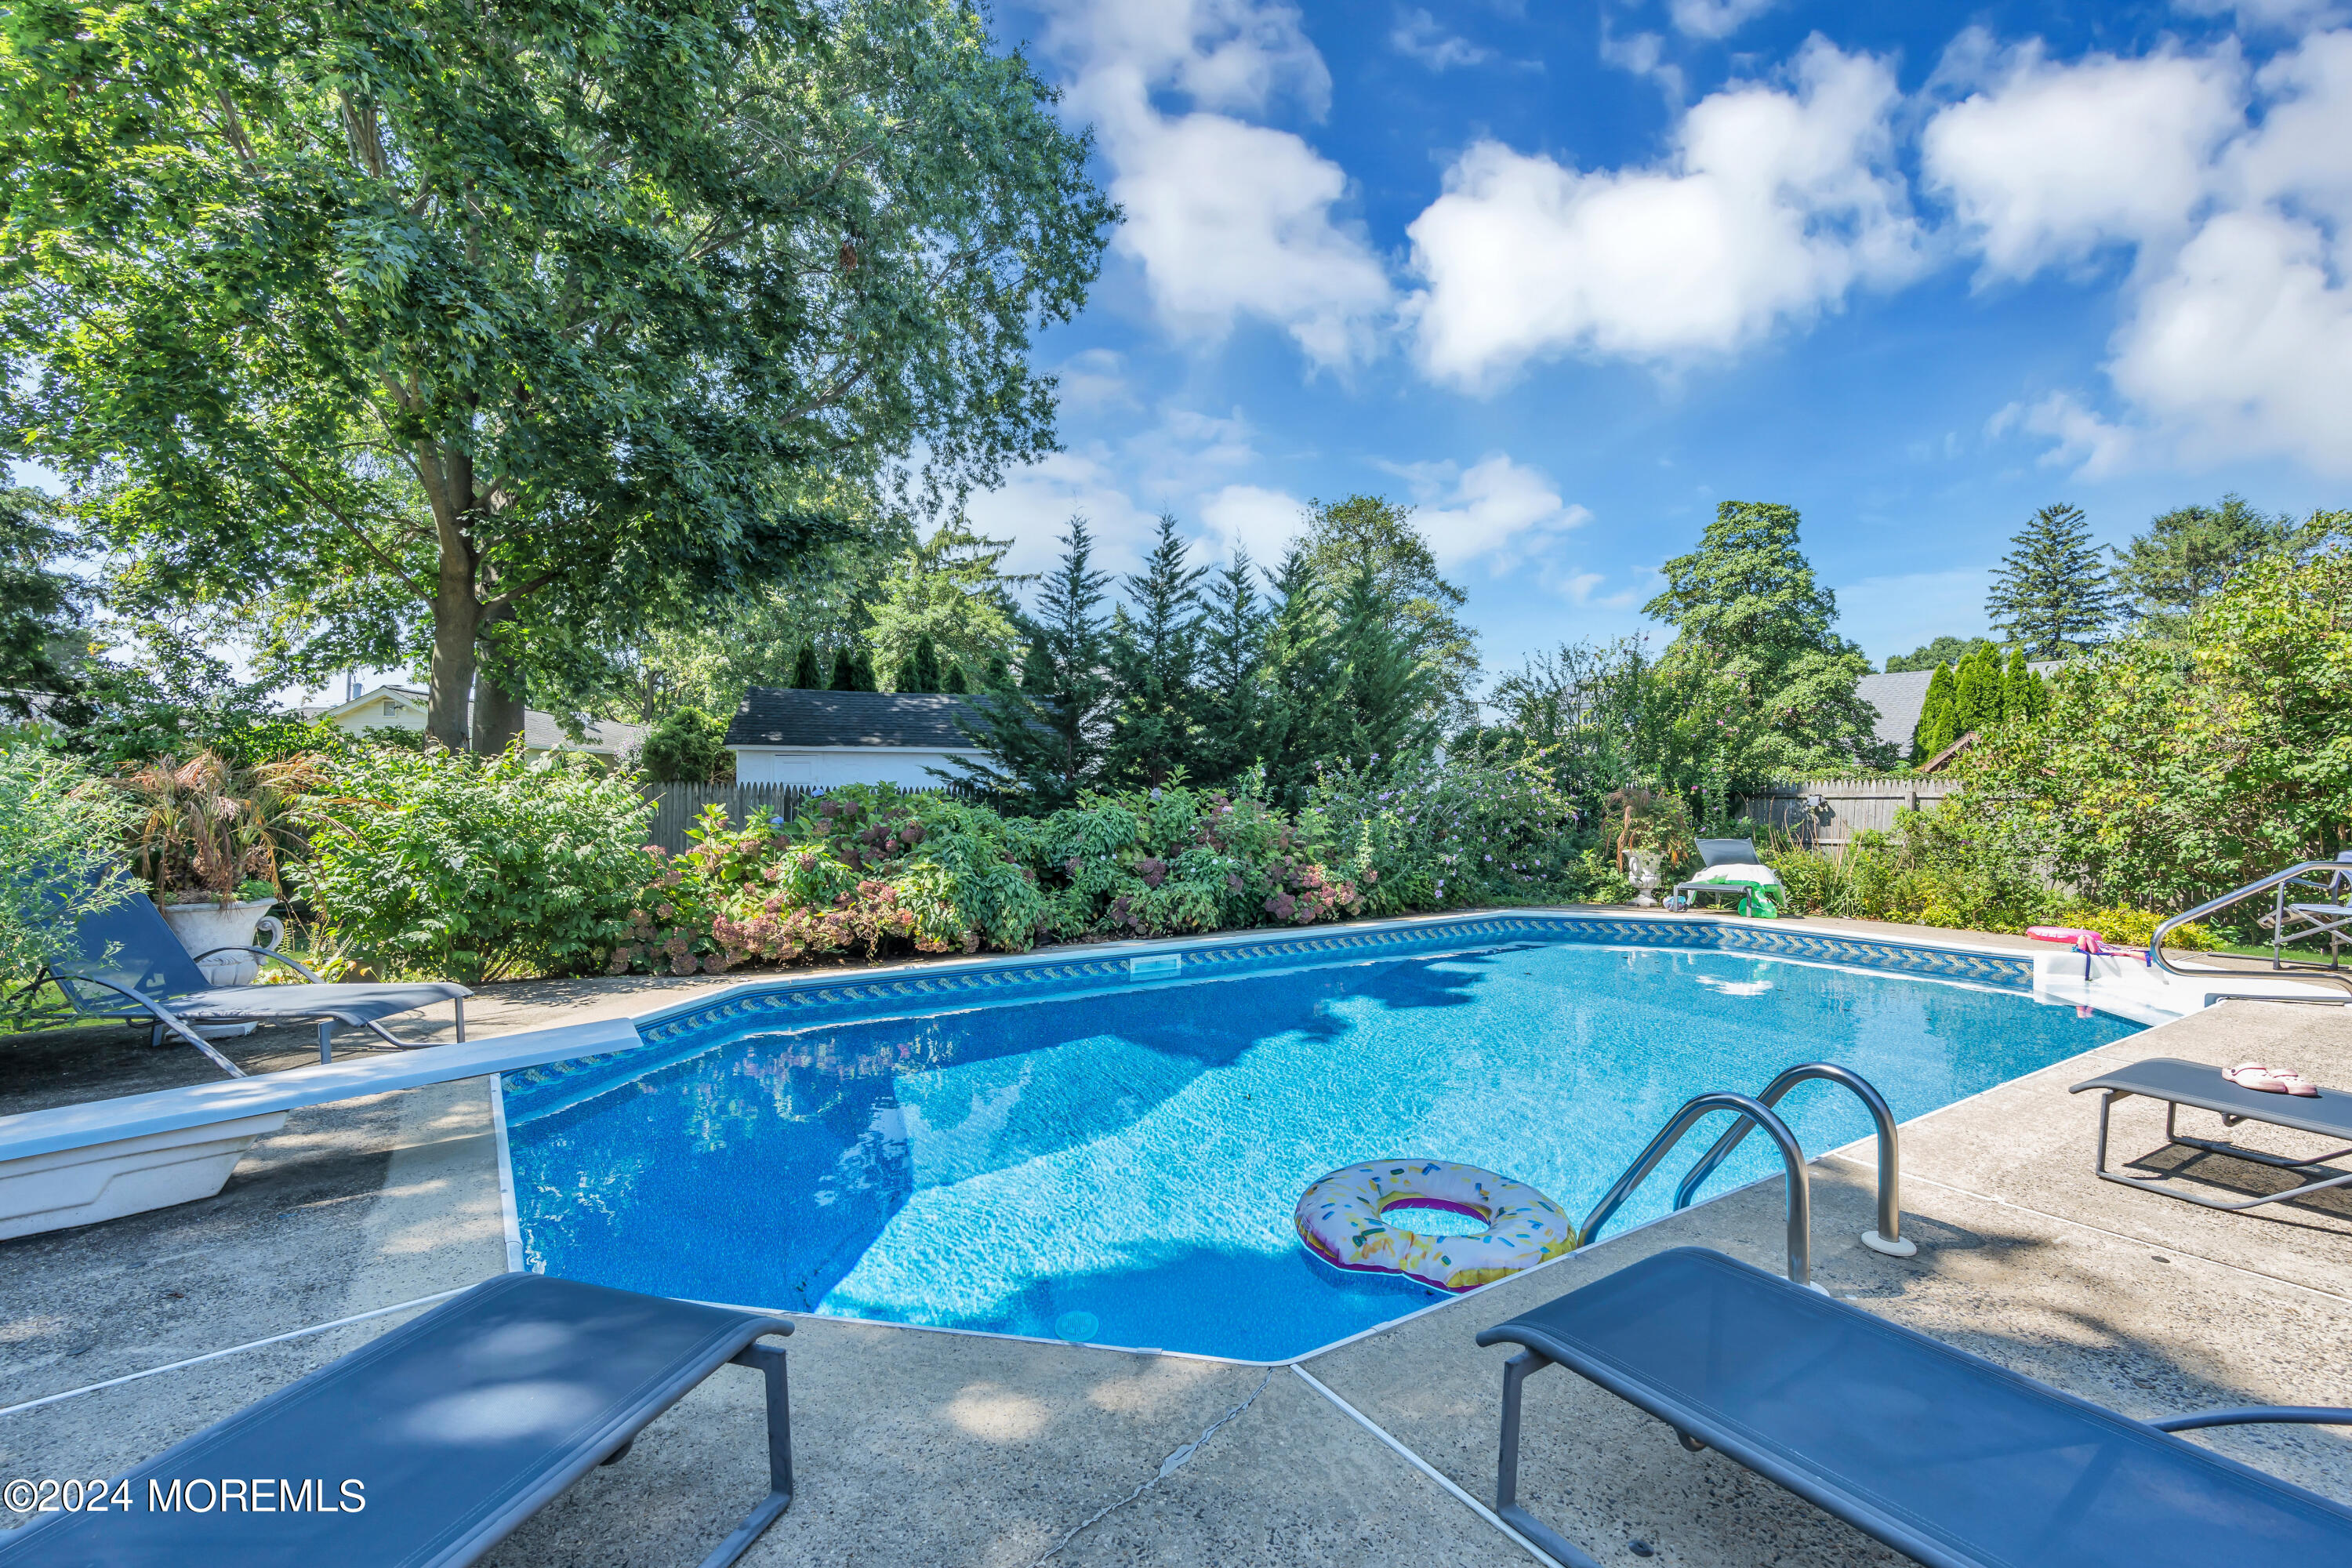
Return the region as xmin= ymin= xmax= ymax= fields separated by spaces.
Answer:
xmin=502 ymin=920 xmax=2140 ymax=1361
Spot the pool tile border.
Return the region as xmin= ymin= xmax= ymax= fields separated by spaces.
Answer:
xmin=499 ymin=914 xmax=2036 ymax=1114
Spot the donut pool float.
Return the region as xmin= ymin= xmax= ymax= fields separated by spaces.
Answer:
xmin=1294 ymin=1160 xmax=1573 ymax=1293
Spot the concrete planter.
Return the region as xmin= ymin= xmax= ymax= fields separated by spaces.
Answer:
xmin=156 ymin=898 xmax=281 ymax=988
xmin=0 ymin=1111 xmax=289 ymax=1240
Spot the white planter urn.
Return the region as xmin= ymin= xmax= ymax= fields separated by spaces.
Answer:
xmin=156 ymin=898 xmax=284 ymax=989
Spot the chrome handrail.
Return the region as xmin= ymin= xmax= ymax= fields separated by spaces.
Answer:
xmin=2152 ymin=857 xmax=2352 ymax=994
xmin=1578 ymin=1091 xmax=1813 ymax=1285
xmin=1671 ymin=1062 xmax=1914 ymax=1258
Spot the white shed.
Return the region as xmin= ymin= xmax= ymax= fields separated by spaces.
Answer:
xmin=724 ymin=688 xmax=985 ymax=789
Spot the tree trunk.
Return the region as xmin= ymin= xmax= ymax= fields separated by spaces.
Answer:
xmin=427 ymin=569 xmax=478 ymax=752
xmin=471 ymin=601 xmax=527 ymax=754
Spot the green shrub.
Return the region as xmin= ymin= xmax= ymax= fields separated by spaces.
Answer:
xmin=0 ymin=744 xmax=137 ymax=988
xmin=1305 ymin=747 xmax=1590 ymax=913
xmin=298 ymin=747 xmax=653 ymax=982
xmin=2066 ymin=906 xmax=2216 ymax=950
xmin=640 ymin=706 xmax=733 ymax=784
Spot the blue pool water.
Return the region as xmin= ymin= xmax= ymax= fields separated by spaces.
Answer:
xmin=505 ymin=940 xmax=2139 ymax=1360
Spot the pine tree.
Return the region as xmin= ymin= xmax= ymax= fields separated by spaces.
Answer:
xmin=891 ymin=649 xmax=922 ymax=691
xmin=790 ymin=641 xmax=823 ymax=688
xmin=852 ymin=648 xmax=879 ymax=691
xmin=949 ymin=516 xmax=1113 ymax=808
xmin=913 ymin=633 xmax=943 ymax=695
xmin=2003 ymin=647 xmax=2048 ymax=724
xmin=1256 ymin=544 xmax=1339 ymax=808
xmin=1104 ymin=514 xmax=1208 ymax=789
xmin=1912 ymin=662 xmax=1958 ymax=761
xmin=1955 ymin=644 xmax=2005 ymax=735
xmin=827 ymin=644 xmax=858 ymax=691
xmin=1987 ymin=504 xmax=2118 ymax=657
xmin=1328 ymin=562 xmax=1436 ymax=771
xmin=941 ymin=660 xmax=971 ymax=694
xmin=1193 ymin=550 xmax=1270 ymax=786
xmin=2110 ymin=493 xmax=2289 ymax=633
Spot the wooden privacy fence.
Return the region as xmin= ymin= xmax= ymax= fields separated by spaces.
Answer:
xmin=1737 ymin=776 xmax=1961 ymax=851
xmin=638 ymin=782 xmax=973 ymax=854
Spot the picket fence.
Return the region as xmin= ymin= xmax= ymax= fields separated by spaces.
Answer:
xmin=1737 ymin=776 xmax=1961 ymax=851
xmin=638 ymin=782 xmax=975 ymax=853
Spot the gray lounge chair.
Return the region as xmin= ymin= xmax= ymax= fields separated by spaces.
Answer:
xmin=2071 ymin=1055 xmax=2352 ymax=1214
xmin=1671 ymin=837 xmax=1768 ymax=910
xmin=23 ymin=884 xmax=468 ymax=1077
xmin=0 ymin=1272 xmax=793 ymax=1568
xmin=1479 ymin=1246 xmax=2352 ymax=1568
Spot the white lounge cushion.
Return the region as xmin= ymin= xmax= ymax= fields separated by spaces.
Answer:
xmin=1690 ymin=862 xmax=1782 ymax=887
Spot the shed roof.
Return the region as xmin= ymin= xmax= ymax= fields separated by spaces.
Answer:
xmin=724 ymin=688 xmax=982 ymax=750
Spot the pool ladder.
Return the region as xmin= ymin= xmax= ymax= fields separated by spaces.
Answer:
xmin=1573 ymin=1063 xmax=1913 ymax=1289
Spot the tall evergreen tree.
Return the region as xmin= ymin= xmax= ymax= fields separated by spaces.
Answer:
xmin=789 ymin=641 xmax=823 ymax=689
xmin=1104 ymin=514 xmax=1208 ymax=788
xmin=1327 ymin=563 xmax=1437 ymax=771
xmin=0 ymin=488 xmax=86 ymax=717
xmin=1912 ymin=662 xmax=1958 ymax=762
xmin=828 ymin=644 xmax=859 ymax=691
xmin=1255 ymin=545 xmax=1340 ymax=807
xmin=941 ymin=659 xmax=971 ymax=694
xmin=852 ymin=648 xmax=879 ymax=692
xmin=1954 ymin=644 xmax=2005 ymax=735
xmin=913 ymin=633 xmax=944 ymax=694
xmin=2110 ymin=493 xmax=2289 ymax=633
xmin=891 ymin=648 xmax=923 ymax=691
xmin=952 ymin=517 xmax=1112 ymax=807
xmin=1301 ymin=495 xmax=1478 ymax=728
xmin=1193 ymin=550 xmax=1271 ymax=786
xmin=2003 ymin=646 xmax=2048 ymax=724
xmin=1987 ymin=504 xmax=2117 ymax=657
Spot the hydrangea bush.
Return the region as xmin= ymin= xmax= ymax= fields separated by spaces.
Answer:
xmin=608 ymin=750 xmax=1600 ymax=977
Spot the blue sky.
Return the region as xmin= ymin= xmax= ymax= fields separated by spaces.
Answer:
xmin=971 ymin=0 xmax=2352 ymax=673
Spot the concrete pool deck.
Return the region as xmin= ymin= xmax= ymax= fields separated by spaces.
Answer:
xmin=5 ymin=920 xmax=2352 ymax=1564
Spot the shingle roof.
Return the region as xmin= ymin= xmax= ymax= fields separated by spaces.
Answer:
xmin=1856 ymin=662 xmax=2060 ymax=751
xmin=724 ymin=688 xmax=982 ymax=750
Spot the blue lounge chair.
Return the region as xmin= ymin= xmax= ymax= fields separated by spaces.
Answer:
xmin=1671 ymin=837 xmax=1777 ymax=913
xmin=1478 ymin=1246 xmax=2352 ymax=1568
xmin=17 ymin=884 xmax=468 ymax=1076
xmin=0 ymin=1272 xmax=793 ymax=1567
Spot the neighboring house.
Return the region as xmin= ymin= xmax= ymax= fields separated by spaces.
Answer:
xmin=304 ymin=683 xmax=648 ymax=763
xmin=724 ymin=688 xmax=983 ymax=789
xmin=1854 ymin=663 xmax=2060 ymax=755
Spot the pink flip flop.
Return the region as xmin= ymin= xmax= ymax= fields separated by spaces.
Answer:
xmin=2226 ymin=1063 xmax=2321 ymax=1097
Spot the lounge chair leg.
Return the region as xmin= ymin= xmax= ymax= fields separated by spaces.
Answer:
xmin=455 ymin=996 xmax=466 ymax=1043
xmin=700 ymin=1340 xmax=793 ymax=1568
xmin=319 ymin=1021 xmax=335 ymax=1065
xmin=1494 ymin=1351 xmax=1602 ymax=1568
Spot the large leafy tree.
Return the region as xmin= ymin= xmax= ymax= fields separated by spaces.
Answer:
xmin=1 ymin=0 xmax=1114 ymax=750
xmin=1967 ymin=517 xmax=2352 ymax=907
xmin=1883 ymin=634 xmax=1994 ymax=673
xmin=1642 ymin=500 xmax=1887 ymax=793
xmin=1987 ymin=504 xmax=2117 ymax=658
xmin=864 ymin=518 xmax=1026 ymax=693
xmin=0 ymin=486 xmax=85 ymax=717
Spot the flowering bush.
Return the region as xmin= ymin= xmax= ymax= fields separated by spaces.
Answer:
xmin=1303 ymin=747 xmax=1589 ymax=915
xmin=298 ymin=746 xmax=652 ymax=982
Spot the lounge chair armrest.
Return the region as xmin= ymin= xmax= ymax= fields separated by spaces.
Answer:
xmin=2151 ymin=1406 xmax=2352 ymax=1432
xmin=191 ymin=943 xmax=325 ymax=983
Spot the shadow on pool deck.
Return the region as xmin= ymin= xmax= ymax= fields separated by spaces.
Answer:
xmin=6 ymin=943 xmax=2352 ymax=1564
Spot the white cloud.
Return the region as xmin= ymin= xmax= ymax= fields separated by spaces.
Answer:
xmin=1041 ymin=0 xmax=1392 ymax=370
xmin=1403 ymin=38 xmax=1920 ymax=386
xmin=959 ymin=450 xmax=1161 ymax=578
xmin=1921 ymin=34 xmax=2245 ymax=278
xmin=1953 ymin=27 xmax=2352 ymax=477
xmin=1054 ymin=348 xmax=1137 ymax=413
xmin=1390 ymin=7 xmax=1494 ymax=71
xmin=1599 ymin=26 xmax=1686 ymax=103
xmin=1385 ymin=452 xmax=1592 ymax=572
xmin=1668 ymin=0 xmax=1779 ymax=41
xmin=1200 ymin=484 xmax=1308 ymax=564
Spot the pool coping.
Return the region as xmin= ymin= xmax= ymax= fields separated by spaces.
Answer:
xmin=494 ymin=906 xmax=2220 ymax=1364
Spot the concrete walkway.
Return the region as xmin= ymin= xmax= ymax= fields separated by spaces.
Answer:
xmin=5 ymin=926 xmax=2352 ymax=1565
